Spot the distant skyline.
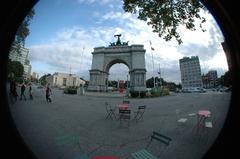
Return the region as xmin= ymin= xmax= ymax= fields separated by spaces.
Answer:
xmin=25 ymin=0 xmax=228 ymax=83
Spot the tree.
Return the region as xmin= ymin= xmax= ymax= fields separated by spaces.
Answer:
xmin=108 ymin=80 xmax=118 ymax=88
xmin=146 ymin=77 xmax=154 ymax=88
xmin=123 ymin=0 xmax=206 ymax=44
xmin=11 ymin=9 xmax=35 ymax=53
xmin=8 ymin=60 xmax=24 ymax=82
xmin=39 ymin=74 xmax=51 ymax=86
xmin=15 ymin=9 xmax=35 ymax=45
xmin=219 ymin=70 xmax=232 ymax=87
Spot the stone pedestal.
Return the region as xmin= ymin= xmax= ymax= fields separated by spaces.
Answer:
xmin=129 ymin=69 xmax=146 ymax=92
xmin=88 ymin=69 xmax=108 ymax=92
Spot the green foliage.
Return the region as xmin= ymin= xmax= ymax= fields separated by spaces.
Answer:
xmin=146 ymin=77 xmax=165 ymax=88
xmin=8 ymin=60 xmax=24 ymax=82
xmin=146 ymin=77 xmax=154 ymax=88
xmin=130 ymin=91 xmax=146 ymax=98
xmin=15 ymin=9 xmax=35 ymax=46
xmin=31 ymin=76 xmax=39 ymax=83
xmin=39 ymin=74 xmax=51 ymax=86
xmin=166 ymin=82 xmax=178 ymax=91
xmin=84 ymin=81 xmax=89 ymax=87
xmin=108 ymin=80 xmax=118 ymax=87
xmin=64 ymin=86 xmax=78 ymax=94
xmin=123 ymin=0 xmax=206 ymax=44
xmin=146 ymin=77 xmax=181 ymax=91
xmin=150 ymin=87 xmax=170 ymax=97
xmin=220 ymin=70 xmax=232 ymax=87
xmin=140 ymin=91 xmax=146 ymax=98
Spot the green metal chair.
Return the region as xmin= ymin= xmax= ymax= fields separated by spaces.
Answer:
xmin=132 ymin=131 xmax=172 ymax=159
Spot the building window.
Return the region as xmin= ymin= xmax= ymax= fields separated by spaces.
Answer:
xmin=73 ymin=78 xmax=76 ymax=86
xmin=63 ymin=78 xmax=67 ymax=86
xmin=55 ymin=77 xmax=57 ymax=85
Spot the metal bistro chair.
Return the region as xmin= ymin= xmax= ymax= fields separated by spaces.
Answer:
xmin=105 ymin=102 xmax=117 ymax=120
xmin=132 ymin=131 xmax=172 ymax=159
xmin=133 ymin=105 xmax=146 ymax=122
xmin=119 ymin=109 xmax=131 ymax=126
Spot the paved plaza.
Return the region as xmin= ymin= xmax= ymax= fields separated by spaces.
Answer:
xmin=8 ymin=85 xmax=231 ymax=159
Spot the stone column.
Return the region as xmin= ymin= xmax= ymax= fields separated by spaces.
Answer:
xmin=88 ymin=69 xmax=108 ymax=92
xmin=129 ymin=68 xmax=146 ymax=92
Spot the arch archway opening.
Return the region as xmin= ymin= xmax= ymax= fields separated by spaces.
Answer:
xmin=108 ymin=63 xmax=130 ymax=92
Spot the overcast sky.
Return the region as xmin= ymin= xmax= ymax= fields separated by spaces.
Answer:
xmin=25 ymin=0 xmax=228 ymax=83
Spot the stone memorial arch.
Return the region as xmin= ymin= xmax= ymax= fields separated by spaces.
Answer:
xmin=88 ymin=34 xmax=146 ymax=92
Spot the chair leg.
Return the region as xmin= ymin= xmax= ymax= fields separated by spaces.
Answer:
xmin=106 ymin=112 xmax=113 ymax=119
xmin=106 ymin=113 xmax=110 ymax=119
xmin=110 ymin=111 xmax=117 ymax=120
xmin=146 ymin=138 xmax=152 ymax=149
xmin=133 ymin=113 xmax=139 ymax=122
xmin=138 ymin=113 xmax=144 ymax=122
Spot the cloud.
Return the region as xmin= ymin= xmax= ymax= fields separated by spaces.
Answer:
xmin=29 ymin=6 xmax=228 ymax=83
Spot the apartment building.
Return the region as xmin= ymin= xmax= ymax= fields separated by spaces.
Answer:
xmin=202 ymin=70 xmax=218 ymax=88
xmin=179 ymin=56 xmax=203 ymax=90
xmin=9 ymin=43 xmax=32 ymax=79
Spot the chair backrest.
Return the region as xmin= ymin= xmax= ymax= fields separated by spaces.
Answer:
xmin=105 ymin=102 xmax=111 ymax=111
xmin=151 ymin=131 xmax=172 ymax=146
xmin=119 ymin=109 xmax=131 ymax=114
xmin=119 ymin=109 xmax=131 ymax=119
xmin=138 ymin=105 xmax=146 ymax=110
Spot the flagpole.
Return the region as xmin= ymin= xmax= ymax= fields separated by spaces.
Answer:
xmin=80 ymin=46 xmax=85 ymax=76
xmin=158 ymin=63 xmax=162 ymax=88
xmin=150 ymin=41 xmax=155 ymax=88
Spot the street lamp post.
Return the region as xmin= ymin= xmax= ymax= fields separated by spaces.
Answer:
xmin=150 ymin=41 xmax=155 ymax=88
xmin=158 ymin=63 xmax=162 ymax=88
xmin=126 ymin=74 xmax=129 ymax=97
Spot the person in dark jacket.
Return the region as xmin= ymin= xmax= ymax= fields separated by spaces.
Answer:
xmin=46 ymin=83 xmax=52 ymax=103
xmin=20 ymin=82 xmax=26 ymax=101
xmin=10 ymin=79 xmax=18 ymax=102
xmin=28 ymin=83 xmax=33 ymax=100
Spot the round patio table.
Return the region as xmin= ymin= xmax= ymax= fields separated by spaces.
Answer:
xmin=118 ymin=103 xmax=128 ymax=110
xmin=198 ymin=110 xmax=211 ymax=117
xmin=196 ymin=110 xmax=211 ymax=130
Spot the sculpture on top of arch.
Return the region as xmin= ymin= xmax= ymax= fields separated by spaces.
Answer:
xmin=88 ymin=34 xmax=146 ymax=92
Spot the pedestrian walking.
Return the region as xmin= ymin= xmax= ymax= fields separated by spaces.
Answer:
xmin=46 ymin=83 xmax=52 ymax=103
xmin=12 ymin=80 xmax=18 ymax=101
xmin=20 ymin=82 xmax=26 ymax=101
xmin=29 ymin=83 xmax=33 ymax=100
